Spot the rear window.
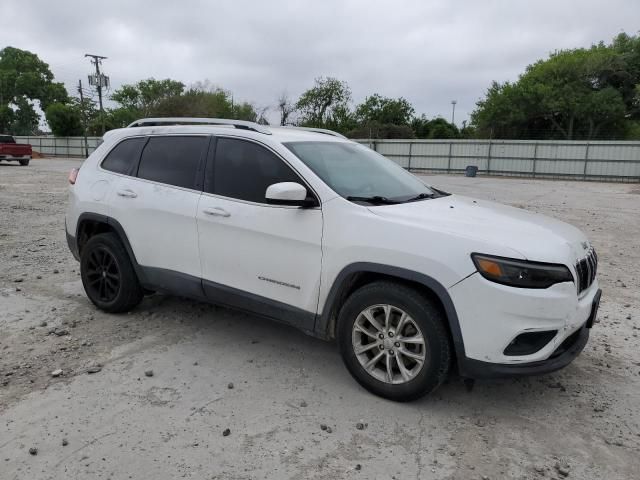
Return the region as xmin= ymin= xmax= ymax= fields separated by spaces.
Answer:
xmin=137 ymin=136 xmax=208 ymax=190
xmin=0 ymin=135 xmax=15 ymax=143
xmin=101 ymin=137 xmax=146 ymax=175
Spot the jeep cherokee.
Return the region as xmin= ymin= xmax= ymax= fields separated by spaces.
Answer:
xmin=65 ymin=118 xmax=601 ymax=401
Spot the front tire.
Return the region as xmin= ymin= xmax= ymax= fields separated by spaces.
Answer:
xmin=337 ymin=281 xmax=451 ymax=401
xmin=80 ymin=232 xmax=143 ymax=313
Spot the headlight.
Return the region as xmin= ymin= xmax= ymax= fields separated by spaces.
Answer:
xmin=471 ymin=253 xmax=573 ymax=289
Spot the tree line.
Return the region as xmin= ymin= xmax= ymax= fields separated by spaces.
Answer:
xmin=1 ymin=31 xmax=639 ymax=140
xmin=472 ymin=33 xmax=640 ymax=140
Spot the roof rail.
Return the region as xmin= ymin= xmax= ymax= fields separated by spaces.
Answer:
xmin=127 ymin=117 xmax=271 ymax=135
xmin=279 ymin=126 xmax=347 ymax=139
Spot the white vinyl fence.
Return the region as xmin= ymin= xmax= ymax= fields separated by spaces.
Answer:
xmin=355 ymin=139 xmax=640 ymax=182
xmin=14 ymin=136 xmax=640 ymax=182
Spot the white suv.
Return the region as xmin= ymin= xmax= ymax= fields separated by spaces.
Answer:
xmin=65 ymin=118 xmax=601 ymax=401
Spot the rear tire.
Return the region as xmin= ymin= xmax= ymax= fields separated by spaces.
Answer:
xmin=19 ymin=158 xmax=30 ymax=166
xmin=337 ymin=281 xmax=451 ymax=401
xmin=80 ymin=232 xmax=143 ymax=313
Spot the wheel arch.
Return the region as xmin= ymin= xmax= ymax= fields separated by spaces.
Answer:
xmin=76 ymin=213 xmax=147 ymax=284
xmin=315 ymin=263 xmax=466 ymax=363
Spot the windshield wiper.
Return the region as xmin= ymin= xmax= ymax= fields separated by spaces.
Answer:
xmin=405 ymin=192 xmax=437 ymax=202
xmin=430 ymin=187 xmax=450 ymax=196
xmin=346 ymin=195 xmax=400 ymax=205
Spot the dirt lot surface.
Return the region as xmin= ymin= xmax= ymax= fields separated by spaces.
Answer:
xmin=1 ymin=158 xmax=638 ymax=480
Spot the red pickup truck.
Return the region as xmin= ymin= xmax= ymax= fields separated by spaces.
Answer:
xmin=0 ymin=135 xmax=32 ymax=166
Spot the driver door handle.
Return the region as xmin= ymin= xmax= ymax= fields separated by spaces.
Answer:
xmin=117 ymin=189 xmax=137 ymax=198
xmin=203 ymin=207 xmax=231 ymax=218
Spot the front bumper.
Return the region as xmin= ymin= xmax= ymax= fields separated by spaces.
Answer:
xmin=448 ymin=269 xmax=600 ymax=375
xmin=458 ymin=320 xmax=591 ymax=378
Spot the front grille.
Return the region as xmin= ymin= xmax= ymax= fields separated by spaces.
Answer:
xmin=575 ymin=248 xmax=597 ymax=294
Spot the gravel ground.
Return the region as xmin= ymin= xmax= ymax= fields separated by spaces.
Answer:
xmin=0 ymin=158 xmax=638 ymax=480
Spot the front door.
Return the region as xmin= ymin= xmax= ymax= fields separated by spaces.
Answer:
xmin=196 ymin=137 xmax=323 ymax=329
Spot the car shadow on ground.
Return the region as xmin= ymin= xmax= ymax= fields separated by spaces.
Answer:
xmin=115 ymin=292 xmax=581 ymax=413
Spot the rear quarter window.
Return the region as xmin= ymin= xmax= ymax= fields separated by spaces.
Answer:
xmin=101 ymin=137 xmax=146 ymax=175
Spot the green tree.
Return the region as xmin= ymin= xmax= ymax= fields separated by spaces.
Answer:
xmin=459 ymin=120 xmax=476 ymax=139
xmin=150 ymin=86 xmax=256 ymax=121
xmin=411 ymin=115 xmax=459 ymax=139
xmin=0 ymin=46 xmax=68 ymax=134
xmin=87 ymin=107 xmax=138 ymax=135
xmin=471 ymin=35 xmax=637 ymax=140
xmin=296 ymin=77 xmax=352 ymax=129
xmin=625 ymin=120 xmax=640 ymax=139
xmin=426 ymin=118 xmax=460 ymax=139
xmin=610 ymin=33 xmax=640 ymax=120
xmin=470 ymin=81 xmax=529 ymax=138
xmin=45 ymin=103 xmax=83 ymax=136
xmin=109 ymin=79 xmax=257 ymax=124
xmin=111 ymin=78 xmax=185 ymax=116
xmin=355 ymin=94 xmax=415 ymax=125
xmin=72 ymin=95 xmax=97 ymax=133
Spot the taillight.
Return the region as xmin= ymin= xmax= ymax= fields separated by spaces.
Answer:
xmin=68 ymin=168 xmax=79 ymax=185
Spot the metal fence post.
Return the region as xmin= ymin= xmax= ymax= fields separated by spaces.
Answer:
xmin=583 ymin=142 xmax=590 ymax=180
xmin=407 ymin=141 xmax=413 ymax=171
xmin=486 ymin=139 xmax=492 ymax=174
xmin=532 ymin=142 xmax=538 ymax=177
xmin=447 ymin=141 xmax=453 ymax=173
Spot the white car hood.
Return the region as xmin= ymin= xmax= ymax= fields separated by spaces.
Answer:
xmin=368 ymin=194 xmax=590 ymax=265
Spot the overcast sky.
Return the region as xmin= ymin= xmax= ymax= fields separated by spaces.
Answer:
xmin=1 ymin=0 xmax=639 ymax=125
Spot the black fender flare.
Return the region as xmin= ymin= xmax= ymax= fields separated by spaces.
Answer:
xmin=75 ymin=212 xmax=148 ymax=285
xmin=314 ymin=262 xmax=466 ymax=362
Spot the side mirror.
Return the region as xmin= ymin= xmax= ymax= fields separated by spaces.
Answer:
xmin=265 ymin=182 xmax=316 ymax=207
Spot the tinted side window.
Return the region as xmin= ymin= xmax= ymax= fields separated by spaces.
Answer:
xmin=137 ymin=136 xmax=207 ymax=190
xmin=211 ymin=138 xmax=302 ymax=202
xmin=101 ymin=137 xmax=146 ymax=175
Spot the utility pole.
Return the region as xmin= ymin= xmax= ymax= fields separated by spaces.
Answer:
xmin=451 ymin=100 xmax=457 ymax=126
xmin=85 ymin=54 xmax=109 ymax=134
xmin=77 ymin=80 xmax=89 ymax=157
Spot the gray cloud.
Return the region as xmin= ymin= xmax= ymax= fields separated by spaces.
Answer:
xmin=1 ymin=0 xmax=638 ymax=125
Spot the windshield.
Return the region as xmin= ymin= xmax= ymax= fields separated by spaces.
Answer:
xmin=284 ymin=141 xmax=436 ymax=203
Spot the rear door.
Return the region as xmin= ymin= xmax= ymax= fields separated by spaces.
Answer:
xmin=105 ymin=135 xmax=209 ymax=286
xmin=196 ymin=137 xmax=323 ymax=328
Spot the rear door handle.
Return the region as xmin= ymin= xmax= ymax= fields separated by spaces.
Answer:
xmin=203 ymin=207 xmax=230 ymax=217
xmin=117 ymin=189 xmax=137 ymax=198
